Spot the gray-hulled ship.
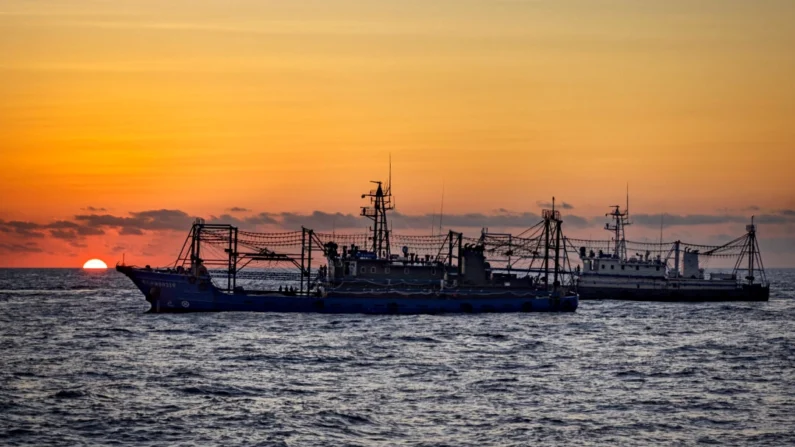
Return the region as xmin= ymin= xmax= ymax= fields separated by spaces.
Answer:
xmin=574 ymin=204 xmax=769 ymax=301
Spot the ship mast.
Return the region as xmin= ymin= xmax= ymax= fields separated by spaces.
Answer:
xmin=605 ymin=203 xmax=631 ymax=260
xmin=361 ymin=180 xmax=394 ymax=258
xmin=541 ymin=197 xmax=564 ymax=291
xmin=739 ymin=216 xmax=766 ymax=285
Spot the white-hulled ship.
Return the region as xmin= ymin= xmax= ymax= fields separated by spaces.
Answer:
xmin=575 ymin=205 xmax=769 ymax=301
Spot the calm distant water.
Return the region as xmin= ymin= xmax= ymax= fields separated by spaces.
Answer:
xmin=1 ymin=268 xmax=794 ymax=446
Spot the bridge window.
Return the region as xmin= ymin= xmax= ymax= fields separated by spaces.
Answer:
xmin=385 ymin=267 xmax=390 ymax=274
xmin=621 ymin=265 xmax=625 ymax=270
xmin=432 ymin=268 xmax=437 ymax=276
xmin=370 ymin=267 xmax=376 ymax=273
xmin=636 ymin=266 xmax=640 ymax=271
xmin=601 ymin=264 xmax=605 ymax=270
xmin=360 ymin=266 xmax=366 ymax=273
xmin=611 ymin=265 xmax=614 ymax=270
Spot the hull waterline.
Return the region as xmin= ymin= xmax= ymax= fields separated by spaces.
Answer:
xmin=578 ymin=284 xmax=769 ymax=302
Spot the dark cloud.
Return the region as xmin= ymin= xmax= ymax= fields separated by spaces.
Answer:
xmin=536 ymin=200 xmax=574 ymax=210
xmin=0 ymin=221 xmax=47 ymax=238
xmin=0 ymin=220 xmax=46 ymax=237
xmin=130 ymin=209 xmax=195 ymax=230
xmin=563 ymin=215 xmax=591 ymax=229
xmin=0 ymin=242 xmax=43 ymax=253
xmin=75 ymin=209 xmax=196 ymax=234
xmin=244 ymin=212 xmax=280 ymax=225
xmin=0 ymin=219 xmax=105 ymax=240
xmin=227 ymin=207 xmax=250 ymax=213
xmin=47 ymin=220 xmax=80 ymax=230
xmin=745 ymin=205 xmax=761 ymax=211
xmin=281 ymin=211 xmax=363 ymax=229
xmin=779 ymin=209 xmax=795 ymax=216
xmin=632 ymin=213 xmax=746 ymax=226
xmin=206 ymin=214 xmax=250 ymax=227
xmin=755 ymin=214 xmax=793 ymax=224
xmin=84 ymin=206 xmax=107 ymax=212
xmin=630 ymin=213 xmax=795 ymax=227
xmin=252 ymin=210 xmax=552 ymax=231
xmin=119 ymin=227 xmax=145 ymax=236
xmin=77 ymin=226 xmax=105 ymax=236
xmin=397 ymin=211 xmax=544 ymax=230
xmin=50 ymin=229 xmax=80 ymax=240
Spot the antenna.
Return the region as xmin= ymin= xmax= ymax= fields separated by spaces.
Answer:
xmin=438 ymin=181 xmax=445 ymax=236
xmin=626 ymin=183 xmax=630 ymax=222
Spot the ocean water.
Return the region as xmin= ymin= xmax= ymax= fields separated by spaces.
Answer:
xmin=1 ymin=269 xmax=794 ymax=446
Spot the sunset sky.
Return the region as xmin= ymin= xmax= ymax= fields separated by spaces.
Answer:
xmin=1 ymin=0 xmax=794 ymax=267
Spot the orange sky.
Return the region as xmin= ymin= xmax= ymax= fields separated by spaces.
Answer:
xmin=1 ymin=0 xmax=794 ymax=267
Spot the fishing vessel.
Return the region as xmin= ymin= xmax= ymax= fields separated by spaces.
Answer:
xmin=572 ymin=204 xmax=769 ymax=301
xmin=117 ymin=181 xmax=579 ymax=314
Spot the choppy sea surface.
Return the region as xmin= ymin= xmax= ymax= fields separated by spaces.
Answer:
xmin=1 ymin=268 xmax=794 ymax=446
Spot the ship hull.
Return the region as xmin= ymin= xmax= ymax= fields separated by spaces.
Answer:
xmin=118 ymin=266 xmax=578 ymax=314
xmin=578 ymin=284 xmax=769 ymax=302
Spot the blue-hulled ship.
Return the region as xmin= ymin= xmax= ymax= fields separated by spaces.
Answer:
xmin=118 ymin=181 xmax=578 ymax=314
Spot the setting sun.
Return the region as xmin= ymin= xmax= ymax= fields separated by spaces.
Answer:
xmin=82 ymin=259 xmax=108 ymax=269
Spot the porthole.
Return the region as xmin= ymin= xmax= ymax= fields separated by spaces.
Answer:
xmin=370 ymin=267 xmax=376 ymax=273
xmin=360 ymin=266 xmax=366 ymax=273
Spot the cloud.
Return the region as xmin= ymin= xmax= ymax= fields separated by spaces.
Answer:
xmin=536 ymin=200 xmax=574 ymax=210
xmin=0 ymin=242 xmax=43 ymax=253
xmin=629 ymin=213 xmax=795 ymax=227
xmin=396 ymin=211 xmax=543 ymax=230
xmin=779 ymin=209 xmax=795 ymax=217
xmin=632 ymin=213 xmax=746 ymax=226
xmin=0 ymin=218 xmax=106 ymax=240
xmin=83 ymin=206 xmax=107 ymax=212
xmin=227 ymin=207 xmax=250 ymax=213
xmin=50 ymin=229 xmax=80 ymax=240
xmin=206 ymin=214 xmax=250 ymax=227
xmin=74 ymin=209 xmax=196 ymax=234
xmin=0 ymin=220 xmax=46 ymax=238
xmin=563 ymin=215 xmax=591 ymax=228
xmin=119 ymin=227 xmax=144 ymax=236
xmin=281 ymin=211 xmax=363 ymax=229
xmin=244 ymin=213 xmax=279 ymax=225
